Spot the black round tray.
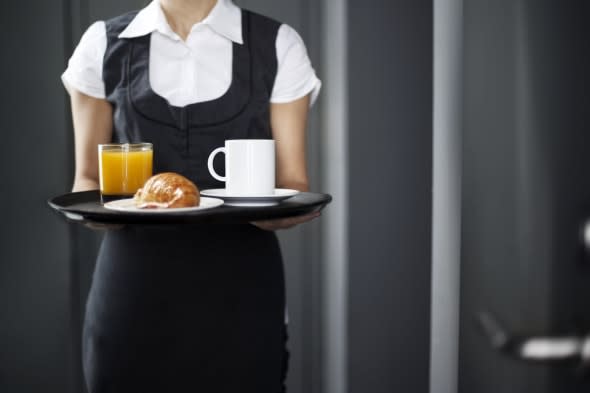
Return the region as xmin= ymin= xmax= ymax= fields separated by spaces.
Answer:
xmin=48 ymin=190 xmax=332 ymax=226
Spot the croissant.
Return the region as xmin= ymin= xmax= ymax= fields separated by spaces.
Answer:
xmin=134 ymin=172 xmax=200 ymax=208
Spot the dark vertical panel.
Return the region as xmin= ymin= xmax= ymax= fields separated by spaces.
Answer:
xmin=237 ymin=0 xmax=303 ymax=31
xmin=347 ymin=1 xmax=433 ymax=392
xmin=0 ymin=1 xmax=73 ymax=393
xmin=62 ymin=3 xmax=83 ymax=392
xmin=459 ymin=0 xmax=590 ymax=392
xmin=459 ymin=1 xmax=543 ymax=391
xmin=300 ymin=0 xmax=324 ymax=391
xmin=88 ymin=0 xmax=146 ymax=22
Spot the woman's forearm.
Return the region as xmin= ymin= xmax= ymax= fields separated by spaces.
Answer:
xmin=277 ymin=179 xmax=309 ymax=192
xmin=69 ymin=90 xmax=113 ymax=193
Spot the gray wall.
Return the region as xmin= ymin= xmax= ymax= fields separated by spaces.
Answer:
xmin=0 ymin=2 xmax=74 ymax=392
xmin=347 ymin=1 xmax=433 ymax=392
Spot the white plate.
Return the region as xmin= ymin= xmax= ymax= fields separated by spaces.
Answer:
xmin=199 ymin=188 xmax=299 ymax=207
xmin=103 ymin=197 xmax=224 ymax=213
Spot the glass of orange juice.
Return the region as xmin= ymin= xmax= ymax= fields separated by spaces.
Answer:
xmin=98 ymin=143 xmax=153 ymax=203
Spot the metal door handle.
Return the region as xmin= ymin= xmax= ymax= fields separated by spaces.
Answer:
xmin=477 ymin=312 xmax=590 ymax=364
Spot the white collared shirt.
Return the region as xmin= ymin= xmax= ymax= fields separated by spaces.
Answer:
xmin=62 ymin=0 xmax=321 ymax=107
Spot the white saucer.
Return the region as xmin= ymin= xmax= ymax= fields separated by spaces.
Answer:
xmin=104 ymin=196 xmax=224 ymax=213
xmin=199 ymin=188 xmax=299 ymax=207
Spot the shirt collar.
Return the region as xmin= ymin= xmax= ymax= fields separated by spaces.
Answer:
xmin=118 ymin=0 xmax=243 ymax=44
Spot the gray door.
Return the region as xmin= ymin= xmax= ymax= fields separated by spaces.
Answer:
xmin=459 ymin=0 xmax=590 ymax=392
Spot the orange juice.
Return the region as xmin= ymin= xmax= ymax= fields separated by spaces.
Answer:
xmin=99 ymin=143 xmax=153 ymax=201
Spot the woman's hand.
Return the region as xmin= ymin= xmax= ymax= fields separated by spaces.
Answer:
xmin=253 ymin=94 xmax=315 ymax=231
xmin=252 ymin=211 xmax=321 ymax=231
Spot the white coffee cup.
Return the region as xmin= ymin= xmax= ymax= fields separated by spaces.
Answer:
xmin=207 ymin=139 xmax=276 ymax=196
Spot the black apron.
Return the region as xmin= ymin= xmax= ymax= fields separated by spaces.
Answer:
xmin=83 ymin=10 xmax=288 ymax=393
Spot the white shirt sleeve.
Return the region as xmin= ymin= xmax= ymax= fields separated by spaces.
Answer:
xmin=61 ymin=21 xmax=107 ymax=98
xmin=271 ymin=24 xmax=321 ymax=107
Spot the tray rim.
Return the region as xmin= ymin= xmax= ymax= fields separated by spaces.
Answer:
xmin=48 ymin=190 xmax=332 ymax=226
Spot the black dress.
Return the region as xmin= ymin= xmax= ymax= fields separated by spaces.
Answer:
xmin=82 ymin=9 xmax=288 ymax=393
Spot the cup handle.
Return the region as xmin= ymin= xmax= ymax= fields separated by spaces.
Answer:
xmin=207 ymin=147 xmax=226 ymax=182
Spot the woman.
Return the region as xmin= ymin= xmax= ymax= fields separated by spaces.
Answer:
xmin=62 ymin=0 xmax=321 ymax=391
